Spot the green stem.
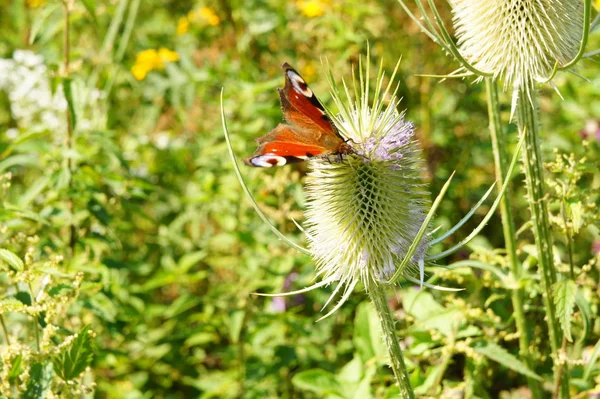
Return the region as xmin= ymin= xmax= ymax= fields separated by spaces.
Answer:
xmin=63 ymin=0 xmax=76 ymax=254
xmin=485 ymin=78 xmax=543 ymax=399
xmin=27 ymin=282 xmax=40 ymax=351
xmin=553 ymin=337 xmax=569 ymax=399
xmin=516 ymin=84 xmax=568 ymax=398
xmin=368 ymin=284 xmax=414 ymax=399
xmin=0 ymin=314 xmax=11 ymax=345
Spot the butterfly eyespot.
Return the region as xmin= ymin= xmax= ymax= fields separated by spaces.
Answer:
xmin=287 ymin=71 xmax=314 ymax=97
xmin=251 ymin=154 xmax=288 ymax=167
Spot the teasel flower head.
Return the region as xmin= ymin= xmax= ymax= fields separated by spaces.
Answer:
xmin=223 ymin=59 xmax=513 ymax=319
xmin=451 ymin=0 xmax=583 ymax=91
xmin=300 ymin=60 xmax=430 ymax=317
xmin=398 ymin=0 xmax=591 ymax=110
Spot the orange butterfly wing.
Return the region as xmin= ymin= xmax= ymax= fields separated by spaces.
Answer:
xmin=245 ymin=63 xmax=351 ymax=167
xmin=244 ymin=124 xmax=330 ymax=167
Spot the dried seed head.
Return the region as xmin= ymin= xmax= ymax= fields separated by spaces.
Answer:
xmin=451 ymin=0 xmax=583 ymax=90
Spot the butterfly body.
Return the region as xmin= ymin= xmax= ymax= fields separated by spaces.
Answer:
xmin=244 ymin=63 xmax=352 ymax=167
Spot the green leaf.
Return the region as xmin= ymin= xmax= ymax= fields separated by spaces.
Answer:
xmin=292 ymin=369 xmax=343 ymax=396
xmin=472 ymin=341 xmax=542 ymax=381
xmin=583 ymin=338 xmax=600 ymax=382
xmin=553 ymin=279 xmax=577 ymax=342
xmin=403 ymin=289 xmax=463 ymax=337
xmin=177 ymin=250 xmax=207 ymax=272
xmin=52 ymin=325 xmax=94 ymax=381
xmin=62 ymin=77 xmax=77 ymax=129
xmin=352 ymin=366 xmax=374 ymax=399
xmin=228 ymin=309 xmax=245 ymax=344
xmin=0 ymin=248 xmax=24 ymax=271
xmin=353 ymin=302 xmax=385 ymax=364
xmin=568 ymin=201 xmax=583 ymax=233
xmin=0 ymin=154 xmax=39 ymax=173
xmin=80 ymin=0 xmax=97 ymax=24
xmin=16 ymin=175 xmax=50 ymax=207
xmin=88 ymin=198 xmax=111 ymax=225
xmin=414 ymin=364 xmax=445 ymax=396
xmin=575 ymin=290 xmax=592 ymax=345
xmin=48 ymin=283 xmax=73 ymax=297
xmin=8 ymin=355 xmax=23 ymax=382
xmin=22 ymin=362 xmax=53 ymax=399
xmin=15 ymin=291 xmax=32 ymax=306
xmin=338 ymin=356 xmax=363 ymax=383
xmin=402 ymin=289 xmax=444 ymax=319
xmin=338 ymin=357 xmax=374 ymax=399
xmin=28 ymin=2 xmax=61 ymax=45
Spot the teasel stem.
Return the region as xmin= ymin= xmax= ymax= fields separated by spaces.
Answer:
xmin=62 ymin=0 xmax=77 ymax=255
xmin=516 ymin=83 xmax=568 ymax=398
xmin=368 ymin=283 xmax=414 ymax=399
xmin=486 ymin=78 xmax=543 ymax=399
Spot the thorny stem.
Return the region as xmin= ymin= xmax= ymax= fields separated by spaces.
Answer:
xmin=516 ymin=84 xmax=568 ymax=398
xmin=63 ymin=0 xmax=76 ymax=254
xmin=368 ymin=284 xmax=414 ymax=399
xmin=0 ymin=314 xmax=11 ymax=346
xmin=553 ymin=337 xmax=569 ymax=399
xmin=485 ymin=78 xmax=543 ymax=399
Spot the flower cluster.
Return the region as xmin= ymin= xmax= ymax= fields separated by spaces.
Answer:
xmin=0 ymin=50 xmax=105 ymax=137
xmin=0 ymin=237 xmax=95 ymax=396
xmin=0 ymin=50 xmax=67 ymax=135
xmin=296 ymin=0 xmax=330 ymax=17
xmin=131 ymin=48 xmax=180 ymax=81
xmin=176 ymin=6 xmax=221 ymax=35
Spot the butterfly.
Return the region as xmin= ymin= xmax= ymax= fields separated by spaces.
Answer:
xmin=244 ymin=62 xmax=353 ymax=167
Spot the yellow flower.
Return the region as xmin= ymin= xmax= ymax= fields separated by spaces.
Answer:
xmin=131 ymin=48 xmax=179 ymax=81
xmin=297 ymin=0 xmax=327 ymax=17
xmin=131 ymin=64 xmax=149 ymax=81
xmin=158 ymin=48 xmax=180 ymax=63
xmin=136 ymin=49 xmax=161 ymax=68
xmin=26 ymin=0 xmax=46 ymax=7
xmin=596 ymin=0 xmax=600 ymax=9
xmin=189 ymin=7 xmax=220 ymax=26
xmin=176 ymin=17 xmax=190 ymax=35
xmin=301 ymin=63 xmax=317 ymax=81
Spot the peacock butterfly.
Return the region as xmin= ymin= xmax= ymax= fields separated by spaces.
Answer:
xmin=244 ymin=63 xmax=353 ymax=167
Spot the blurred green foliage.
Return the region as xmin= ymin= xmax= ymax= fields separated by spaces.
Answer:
xmin=0 ymin=0 xmax=599 ymax=398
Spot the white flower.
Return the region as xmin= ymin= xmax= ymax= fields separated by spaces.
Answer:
xmin=13 ymin=49 xmax=44 ymax=67
xmin=0 ymin=50 xmax=106 ymax=137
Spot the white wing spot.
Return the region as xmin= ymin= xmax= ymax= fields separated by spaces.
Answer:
xmin=288 ymin=71 xmax=313 ymax=97
xmin=251 ymin=154 xmax=287 ymax=167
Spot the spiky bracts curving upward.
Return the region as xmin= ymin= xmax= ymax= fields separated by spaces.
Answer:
xmin=451 ymin=0 xmax=583 ymax=91
xmin=305 ymin=117 xmax=428 ymax=287
xmin=301 ymin=61 xmax=430 ymax=317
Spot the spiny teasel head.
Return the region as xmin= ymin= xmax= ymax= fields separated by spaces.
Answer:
xmin=450 ymin=0 xmax=584 ymax=91
xmin=303 ymin=60 xmax=430 ymax=315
